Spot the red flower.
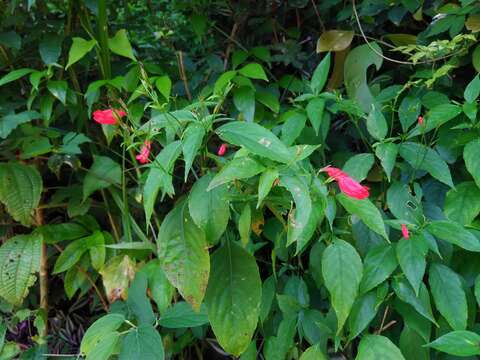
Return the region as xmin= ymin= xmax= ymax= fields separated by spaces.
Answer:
xmin=136 ymin=140 xmax=151 ymax=164
xmin=418 ymin=115 xmax=424 ymax=125
xmin=323 ymin=166 xmax=370 ymax=200
xmin=93 ymin=109 xmax=126 ymax=125
xmin=217 ymin=143 xmax=227 ymax=156
xmin=401 ymin=224 xmax=409 ymax=239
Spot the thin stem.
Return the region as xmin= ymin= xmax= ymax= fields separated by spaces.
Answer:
xmin=36 ymin=209 xmax=48 ymax=339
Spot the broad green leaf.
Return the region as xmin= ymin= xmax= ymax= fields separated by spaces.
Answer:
xmin=399 ymin=142 xmax=453 ymax=188
xmin=375 ymin=142 xmax=397 ymax=182
xmin=159 ymin=301 xmax=209 ymax=328
xmin=344 ymin=43 xmax=383 ymax=112
xmin=395 ymin=300 xmax=431 ymax=343
xmin=0 ymin=163 xmax=42 ymax=226
xmin=316 ymin=30 xmax=354 ymax=52
xmin=259 ymin=276 xmax=276 ymax=323
xmin=216 ymin=122 xmax=293 ymax=163
xmin=399 ymin=326 xmax=429 ymax=360
xmin=65 ymin=37 xmax=97 ymax=69
xmin=143 ymin=141 xmax=182 ymax=223
xmin=355 ymin=335 xmax=406 ymax=360
xmin=156 ymin=75 xmax=172 ymax=100
xmin=311 ymin=53 xmax=331 ymax=94
xmin=426 ymin=331 xmax=480 ymax=356
xmin=182 ymin=122 xmax=205 ymax=181
xmin=207 ymin=156 xmax=265 ymax=191
xmin=119 ymin=324 xmax=164 ymax=360
xmin=127 ymin=272 xmax=155 ymax=325
xmin=0 ymin=233 xmax=41 ymax=305
xmin=393 ymin=278 xmax=436 ymax=324
xmin=157 ymin=200 xmax=209 ymax=311
xmin=85 ymin=332 xmax=119 ymax=360
xmin=408 ymin=104 xmax=462 ymax=137
xmin=386 ymin=182 xmax=423 ymax=225
xmin=0 ymin=68 xmax=34 ymax=87
xmin=299 ymin=344 xmax=328 ymax=360
xmin=257 ymin=168 xmax=278 ymax=208
xmin=99 ymin=255 xmax=136 ymax=303
xmin=238 ymin=63 xmax=268 ymax=81
xmin=398 ymin=95 xmax=421 ymax=132
xmin=214 ymin=70 xmax=237 ymax=95
xmin=342 ymin=153 xmax=375 ymax=182
xmin=359 ymin=244 xmax=397 ymax=294
xmin=475 ymin=275 xmax=480 ymax=307
xmin=348 ymin=291 xmax=379 ymax=339
xmin=306 ymin=98 xmax=326 ymax=135
xmin=263 ymin=316 xmax=297 ymax=360
xmin=47 ymin=80 xmax=67 ymax=105
xmin=256 ymin=91 xmax=279 ymax=113
xmin=366 ymin=104 xmax=388 ymax=140
xmin=429 ymin=263 xmax=467 ymax=331
xmin=322 ymin=239 xmax=363 ymax=333
xmin=205 ymin=241 xmax=262 ymax=356
xmin=0 ymin=111 xmax=41 ymax=139
xmin=464 ymin=139 xmax=480 ymax=188
xmin=444 ymin=181 xmax=480 ymax=225
xmin=189 ymin=173 xmax=229 ymax=245
xmin=83 ymin=155 xmax=121 ymax=200
xmin=238 ymin=203 xmax=251 ymax=246
xmin=426 ymin=220 xmax=480 ymax=252
xmin=108 ymin=29 xmax=136 ymax=60
xmin=139 ymin=260 xmax=174 ymax=314
xmin=80 ymin=314 xmax=125 ymax=355
xmin=337 ymin=194 xmax=388 ymax=240
xmin=233 ymin=86 xmax=255 ymax=122
xmin=39 ymin=34 xmax=62 ymax=65
xmin=465 ymin=74 xmax=480 ymax=102
xmin=281 ymin=110 xmax=307 ymax=145
xmin=396 ymin=235 xmax=427 ymax=295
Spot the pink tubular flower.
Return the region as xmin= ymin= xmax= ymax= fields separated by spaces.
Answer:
xmin=322 ymin=166 xmax=370 ymax=200
xmin=136 ymin=140 xmax=151 ymax=164
xmin=418 ymin=115 xmax=424 ymax=125
xmin=401 ymin=224 xmax=409 ymax=239
xmin=217 ymin=143 xmax=227 ymax=156
xmin=93 ymin=109 xmax=126 ymax=125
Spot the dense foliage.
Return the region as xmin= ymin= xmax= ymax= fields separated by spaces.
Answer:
xmin=1 ymin=0 xmax=480 ymax=358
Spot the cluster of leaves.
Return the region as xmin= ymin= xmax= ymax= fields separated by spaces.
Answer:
xmin=1 ymin=0 xmax=480 ymax=359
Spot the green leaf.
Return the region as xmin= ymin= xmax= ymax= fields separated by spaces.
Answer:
xmin=238 ymin=203 xmax=251 ymax=246
xmin=233 ymin=87 xmax=255 ymax=122
xmin=396 ymin=235 xmax=427 ymax=295
xmin=306 ymin=98 xmax=326 ymax=135
xmin=182 ymin=122 xmax=205 ymax=181
xmin=348 ymin=291 xmax=379 ymax=339
xmin=375 ymin=142 xmax=398 ymax=182
xmin=322 ymin=239 xmax=363 ymax=333
xmin=398 ymin=96 xmax=421 ymax=132
xmin=39 ymin=34 xmax=63 ymax=65
xmin=342 ymin=153 xmax=375 ymax=182
xmin=259 ymin=276 xmax=276 ymax=323
xmin=281 ymin=110 xmax=307 ymax=145
xmin=344 ymin=43 xmax=383 ymax=112
xmin=83 ymin=156 xmax=121 ymax=200
xmin=0 ymin=233 xmax=41 ymax=305
xmin=47 ymin=80 xmax=67 ymax=105
xmin=156 ymin=75 xmax=172 ymax=100
xmin=366 ymin=104 xmax=388 ymax=140
xmin=299 ymin=344 xmax=328 ymax=360
xmin=263 ymin=316 xmax=297 ymax=360
xmin=207 ymin=155 xmax=265 ymax=191
xmin=139 ymin=260 xmax=174 ymax=314
xmin=257 ymin=168 xmax=278 ymax=208
xmin=464 ymin=139 xmax=480 ymax=188
xmin=256 ymin=91 xmax=280 ymax=113
xmin=399 ymin=326 xmax=429 ymax=360
xmin=119 ymin=324 xmax=164 ymax=360
xmin=108 ymin=29 xmax=136 ymax=60
xmin=216 ymin=122 xmax=293 ymax=163
xmin=127 ymin=272 xmax=155 ymax=325
xmin=355 ymin=335 xmax=406 ymax=360
xmin=159 ymin=301 xmax=209 ymax=328
xmin=465 ymin=74 xmax=480 ymax=102
xmin=205 ymin=241 xmax=262 ymax=356
xmin=0 ymin=68 xmax=34 ymax=87
xmin=85 ymin=332 xmax=119 ymax=360
xmin=0 ymin=111 xmax=41 ymax=139
xmin=359 ymin=244 xmax=397 ymax=294
xmin=426 ymin=331 xmax=480 ymax=356
xmin=426 ymin=220 xmax=480 ymax=252
xmin=337 ymin=194 xmax=388 ymax=240
xmin=408 ymin=104 xmax=462 ymax=137
xmin=393 ymin=278 xmax=436 ymax=324
xmin=214 ymin=70 xmax=236 ymax=95
xmin=429 ymin=263 xmax=467 ymax=331
xmin=238 ymin=63 xmax=268 ymax=81
xmin=311 ymin=53 xmax=331 ymax=94
xmin=37 ymin=223 xmax=89 ymax=244
xmin=386 ymin=182 xmax=423 ymax=225
xmin=444 ymin=181 xmax=480 ymax=225
xmin=188 ymin=174 xmax=229 ymax=245
xmin=143 ymin=141 xmax=182 ymax=223
xmin=316 ymin=30 xmax=354 ymax=52
xmin=80 ymin=314 xmax=125 ymax=355
xmin=399 ymin=142 xmax=453 ymax=188
xmin=53 ymin=231 xmax=104 ymax=274
xmin=65 ymin=37 xmax=97 ymax=69
xmin=158 ymin=200 xmax=209 ymax=311
xmin=0 ymin=163 xmax=42 ymax=226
